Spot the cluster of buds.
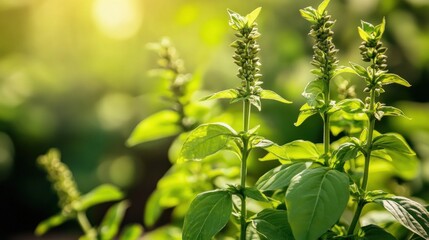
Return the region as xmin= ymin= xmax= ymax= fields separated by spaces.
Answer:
xmin=359 ymin=38 xmax=388 ymax=72
xmin=148 ymin=38 xmax=189 ymax=99
xmin=37 ymin=149 xmax=80 ymax=215
xmin=309 ymin=12 xmax=339 ymax=82
xmin=228 ymin=8 xmax=263 ymax=102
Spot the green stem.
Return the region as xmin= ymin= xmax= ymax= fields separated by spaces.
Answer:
xmin=77 ymin=211 xmax=95 ymax=238
xmin=240 ymin=99 xmax=251 ymax=240
xmin=323 ymin=80 xmax=331 ymax=165
xmin=347 ymin=88 xmax=377 ymax=235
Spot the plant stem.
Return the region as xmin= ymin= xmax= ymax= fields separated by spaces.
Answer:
xmin=323 ymin=81 xmax=331 ymax=165
xmin=77 ymin=211 xmax=95 ymax=238
xmin=240 ymin=99 xmax=251 ymax=240
xmin=347 ymin=88 xmax=377 ymax=235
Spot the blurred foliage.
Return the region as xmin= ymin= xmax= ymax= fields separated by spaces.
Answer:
xmin=0 ymin=0 xmax=428 ymax=238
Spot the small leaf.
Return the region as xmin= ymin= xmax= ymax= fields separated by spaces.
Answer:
xmin=253 ymin=138 xmax=275 ymax=148
xmin=359 ymin=224 xmax=396 ymax=240
xmin=350 ymin=62 xmax=369 ymax=79
xmin=358 ymin=27 xmax=370 ymax=41
xmin=262 ymin=140 xmax=320 ymax=162
xmin=256 ymin=162 xmax=308 ymax=191
xmin=99 ymin=201 xmax=129 ymax=240
xmin=251 ymin=209 xmax=294 ymax=240
xmin=126 ymin=110 xmax=181 ymax=146
xmin=244 ymin=187 xmax=269 ymax=202
xmin=286 ymin=167 xmax=350 ymax=240
xmin=260 ymin=90 xmax=292 ymax=104
xmin=317 ymin=0 xmax=330 ymax=15
xmin=246 ymin=7 xmax=262 ymax=27
xmin=378 ymin=73 xmax=411 ymax=87
xmin=200 ymin=89 xmax=239 ymax=101
xmin=333 ymin=66 xmax=356 ymax=78
xmin=302 ymin=80 xmax=325 ymax=108
xmin=331 ymin=98 xmax=365 ymax=113
xmin=227 ymin=9 xmax=245 ymax=30
xmin=74 ymin=184 xmax=124 ymax=211
xmin=333 ymin=142 xmax=360 ymax=164
xmin=299 ymin=7 xmax=317 ymax=24
xmin=119 ymin=224 xmax=143 ymax=240
xmin=179 ymin=122 xmax=238 ymax=162
xmin=295 ymin=107 xmax=318 ymax=126
xmin=378 ymin=105 xmax=410 ymax=119
xmin=375 ymin=17 xmax=386 ymax=38
xmin=144 ymin=191 xmax=163 ymax=227
xmin=182 ymin=190 xmax=232 ymax=240
xmin=35 ymin=213 xmax=70 ymax=236
xmin=375 ymin=196 xmax=429 ymax=239
xmin=361 ymin=20 xmax=375 ymax=33
xmin=372 ymin=133 xmax=415 ymax=155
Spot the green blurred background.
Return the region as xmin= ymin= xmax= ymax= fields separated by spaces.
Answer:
xmin=0 ymin=0 xmax=428 ymax=238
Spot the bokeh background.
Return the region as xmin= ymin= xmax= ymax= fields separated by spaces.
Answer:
xmin=0 ymin=0 xmax=428 ymax=238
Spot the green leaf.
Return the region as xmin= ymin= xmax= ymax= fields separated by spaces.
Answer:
xmin=302 ymin=80 xmax=325 ymax=108
xmin=299 ymin=7 xmax=317 ymax=24
xmin=378 ymin=73 xmax=411 ymax=87
xmin=286 ymin=167 xmax=350 ymax=240
xmin=251 ymin=209 xmax=294 ymax=240
xmin=375 ymin=17 xmax=386 ymax=38
xmin=74 ymin=184 xmax=124 ymax=211
xmin=260 ymin=90 xmax=292 ymax=104
xmin=331 ymin=98 xmax=365 ymax=113
xmin=144 ymin=191 xmax=163 ymax=227
xmin=295 ymin=105 xmax=318 ymax=126
xmin=332 ymin=66 xmax=356 ymax=78
xmin=35 ymin=213 xmax=70 ymax=236
xmin=378 ymin=105 xmax=410 ymax=119
xmin=333 ymin=142 xmax=360 ymax=164
xmin=119 ymin=224 xmax=144 ymax=240
xmin=317 ymin=0 xmax=330 ymax=15
xmin=200 ymin=89 xmax=239 ymax=101
xmin=244 ymin=187 xmax=269 ymax=202
xmin=358 ymin=27 xmax=370 ymax=41
xmin=179 ymin=122 xmax=238 ymax=162
xmin=99 ymin=201 xmax=129 ymax=240
xmin=256 ymin=162 xmax=308 ymax=191
xmin=126 ymin=110 xmax=181 ymax=146
xmin=350 ymin=62 xmax=369 ymax=79
xmin=246 ymin=7 xmax=262 ymax=27
xmin=361 ymin=20 xmax=375 ymax=33
xmin=227 ymin=9 xmax=245 ymax=30
xmin=262 ymin=140 xmax=320 ymax=163
xmin=375 ymin=196 xmax=429 ymax=239
xmin=182 ymin=190 xmax=232 ymax=240
xmin=372 ymin=133 xmax=415 ymax=155
xmin=359 ymin=224 xmax=396 ymax=240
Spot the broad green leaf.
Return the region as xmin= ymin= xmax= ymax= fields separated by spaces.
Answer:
xmin=299 ymin=7 xmax=317 ymax=24
xmin=378 ymin=73 xmax=411 ymax=87
xmin=262 ymin=140 xmax=320 ymax=162
xmin=375 ymin=17 xmax=386 ymax=38
xmin=99 ymin=201 xmax=129 ymax=240
xmin=361 ymin=20 xmax=375 ymax=33
xmin=244 ymin=187 xmax=269 ymax=202
xmin=358 ymin=27 xmax=370 ymax=41
xmin=200 ymin=89 xmax=239 ymax=101
xmin=251 ymin=209 xmax=294 ymax=240
xmin=74 ymin=184 xmax=124 ymax=211
xmin=260 ymin=90 xmax=292 ymax=104
xmin=350 ymin=62 xmax=369 ymax=79
xmin=256 ymin=162 xmax=307 ymax=191
xmin=179 ymin=123 xmax=237 ymax=162
xmin=372 ymin=133 xmax=415 ymax=155
xmin=359 ymin=224 xmax=396 ymax=240
xmin=126 ymin=110 xmax=181 ymax=146
xmin=182 ymin=190 xmax=232 ymax=240
xmin=385 ymin=149 xmax=419 ymax=180
xmin=286 ymin=167 xmax=350 ymax=240
xmin=246 ymin=7 xmax=262 ymax=27
xmin=317 ymin=0 xmax=330 ymax=15
xmin=35 ymin=213 xmax=70 ymax=236
xmin=333 ymin=66 xmax=356 ymax=78
xmin=119 ymin=224 xmax=144 ymax=240
xmin=375 ymin=196 xmax=429 ymax=239
xmin=378 ymin=105 xmax=410 ymax=119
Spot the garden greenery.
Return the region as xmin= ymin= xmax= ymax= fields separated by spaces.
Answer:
xmin=37 ymin=0 xmax=429 ymax=239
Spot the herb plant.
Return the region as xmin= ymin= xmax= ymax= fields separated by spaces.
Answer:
xmin=35 ymin=149 xmax=143 ymax=240
xmin=179 ymin=7 xmax=291 ymax=240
